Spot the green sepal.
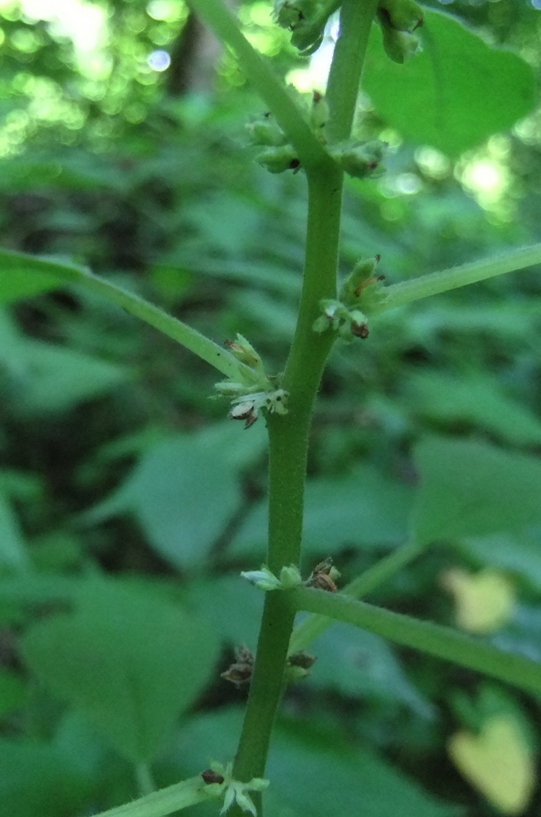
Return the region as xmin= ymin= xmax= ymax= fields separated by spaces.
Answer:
xmin=247 ymin=114 xmax=287 ymax=147
xmin=380 ymin=24 xmax=420 ymax=63
xmin=329 ymin=139 xmax=386 ymax=179
xmin=340 ymin=256 xmax=381 ymax=305
xmin=255 ymin=144 xmax=300 ymax=173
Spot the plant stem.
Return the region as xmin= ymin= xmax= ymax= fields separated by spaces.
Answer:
xmin=289 ymin=540 xmax=424 ymax=653
xmin=230 ymin=1 xmax=378 ymax=812
xmin=326 ymin=0 xmax=379 ymax=143
xmin=375 ymin=242 xmax=541 ymax=313
xmin=293 ymin=587 xmax=541 ymax=697
xmin=231 ymin=162 xmax=342 ymax=801
xmin=86 ymin=776 xmax=218 ymax=817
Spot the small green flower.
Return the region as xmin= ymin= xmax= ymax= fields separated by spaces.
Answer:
xmin=207 ymin=761 xmax=269 ymax=817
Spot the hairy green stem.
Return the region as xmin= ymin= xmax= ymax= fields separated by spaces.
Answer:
xmin=0 ymin=250 xmax=248 ymax=380
xmin=87 ymin=776 xmax=217 ymax=817
xmin=376 ymin=242 xmax=541 ymax=313
xmin=293 ymin=588 xmax=541 ymax=697
xmin=230 ymin=2 xmax=378 ymax=812
xmin=289 ymin=540 xmax=424 ymax=653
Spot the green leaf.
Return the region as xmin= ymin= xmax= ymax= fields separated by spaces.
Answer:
xmin=0 ymin=250 xmax=61 ymax=303
xmin=0 ymin=738 xmax=92 ymax=817
xmin=458 ymin=530 xmax=541 ymax=593
xmin=230 ymin=464 xmax=413 ymax=557
xmin=405 ymin=371 xmax=541 ymax=447
xmin=21 ymin=580 xmax=221 ymax=763
xmin=363 ymin=9 xmax=537 ymax=156
xmin=13 ymin=339 xmax=130 ymax=414
xmin=0 ymin=310 xmax=130 ymax=414
xmin=410 ymin=437 xmax=541 ymax=546
xmin=308 ymin=624 xmax=432 ymax=716
xmin=88 ymin=423 xmax=266 ymax=569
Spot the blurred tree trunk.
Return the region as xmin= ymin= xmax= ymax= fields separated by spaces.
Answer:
xmin=167 ymin=11 xmax=222 ymax=95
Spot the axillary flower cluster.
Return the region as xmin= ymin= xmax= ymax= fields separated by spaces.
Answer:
xmin=215 ymin=334 xmax=288 ymax=429
xmin=313 ymin=254 xmax=386 ymax=340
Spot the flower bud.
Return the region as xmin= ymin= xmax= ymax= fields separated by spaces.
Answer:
xmin=329 ymin=140 xmax=386 ymax=179
xmin=246 ymin=114 xmax=286 ymax=147
xmin=340 ymin=255 xmax=381 ymax=304
xmin=255 ymin=145 xmax=300 ymax=174
xmin=377 ymin=0 xmax=423 ymax=32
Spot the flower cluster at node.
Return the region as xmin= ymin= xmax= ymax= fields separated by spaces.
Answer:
xmin=313 ymin=255 xmax=386 ymax=340
xmin=201 ymin=761 xmax=269 ymax=816
xmin=214 ymin=334 xmax=289 ymax=429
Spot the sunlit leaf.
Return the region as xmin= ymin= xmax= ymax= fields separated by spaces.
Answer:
xmin=441 ymin=568 xmax=516 ymax=634
xmin=364 ymin=10 xmax=537 ymax=156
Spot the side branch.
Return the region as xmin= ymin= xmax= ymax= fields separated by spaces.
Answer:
xmin=293 ymin=587 xmax=541 ymax=698
xmin=375 ymin=243 xmax=541 ymax=313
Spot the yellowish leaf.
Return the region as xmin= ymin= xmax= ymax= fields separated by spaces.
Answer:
xmin=448 ymin=714 xmax=536 ymax=815
xmin=441 ymin=567 xmax=515 ymax=633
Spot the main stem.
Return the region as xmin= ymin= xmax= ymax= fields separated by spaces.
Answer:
xmin=231 ymin=0 xmax=378 ymax=811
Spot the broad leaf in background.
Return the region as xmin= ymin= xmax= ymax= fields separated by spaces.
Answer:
xmin=308 ymin=624 xmax=432 ymax=716
xmin=0 ymin=250 xmax=61 ymax=303
xmin=86 ymin=422 xmax=266 ymax=569
xmin=441 ymin=568 xmax=516 ymax=634
xmin=410 ymin=437 xmax=541 ymax=545
xmin=0 ymin=738 xmax=93 ymax=817
xmin=403 ymin=371 xmax=541 ymax=447
xmin=363 ymin=10 xmax=537 ymax=156
xmin=230 ymin=464 xmax=414 ymax=558
xmin=1 ymin=310 xmax=130 ymax=414
xmin=21 ymin=580 xmax=220 ymax=763
xmin=457 ymin=530 xmax=541 ymax=593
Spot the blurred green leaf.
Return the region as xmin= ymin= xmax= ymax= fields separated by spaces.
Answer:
xmin=404 ymin=371 xmax=541 ymax=447
xmin=0 ymin=738 xmax=92 ymax=817
xmin=21 ymin=579 xmax=221 ymax=763
xmin=458 ymin=530 xmax=541 ymax=592
xmin=410 ymin=437 xmax=541 ymax=545
xmin=0 ymin=250 xmax=60 ymax=303
xmin=8 ymin=339 xmax=130 ymax=414
xmin=231 ymin=464 xmax=414 ymax=558
xmin=364 ymin=10 xmax=537 ymax=156
xmin=87 ymin=422 xmax=266 ymax=569
xmin=186 ymin=575 xmax=265 ymax=647
xmin=309 ymin=624 xmax=432 ymax=716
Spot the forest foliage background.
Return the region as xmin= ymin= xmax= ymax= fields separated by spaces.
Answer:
xmin=1 ymin=0 xmax=541 ymax=815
